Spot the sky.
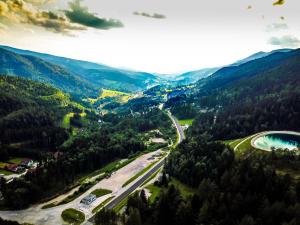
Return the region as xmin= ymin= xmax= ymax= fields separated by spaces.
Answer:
xmin=0 ymin=0 xmax=300 ymax=74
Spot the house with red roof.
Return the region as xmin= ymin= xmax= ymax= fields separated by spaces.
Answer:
xmin=20 ymin=159 xmax=34 ymax=168
xmin=5 ymin=164 xmax=23 ymax=173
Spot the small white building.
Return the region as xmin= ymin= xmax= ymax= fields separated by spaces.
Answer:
xmin=81 ymin=194 xmax=96 ymax=205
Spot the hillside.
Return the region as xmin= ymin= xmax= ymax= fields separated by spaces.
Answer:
xmin=193 ymin=48 xmax=300 ymax=106
xmin=0 ymin=76 xmax=90 ymax=148
xmin=163 ymin=48 xmax=300 ymax=140
xmin=196 ymin=49 xmax=300 ymax=92
xmin=0 ymin=48 xmax=98 ymax=98
xmin=173 ymin=67 xmax=220 ymax=85
xmin=188 ymin=49 xmax=300 ymax=140
xmin=230 ymin=48 xmax=291 ymax=66
xmin=168 ymin=49 xmax=291 ymax=86
xmin=0 ymin=46 xmax=162 ymax=94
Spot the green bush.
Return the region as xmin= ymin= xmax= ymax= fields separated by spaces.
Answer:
xmin=61 ymin=208 xmax=85 ymax=225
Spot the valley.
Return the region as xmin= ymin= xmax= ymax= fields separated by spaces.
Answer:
xmin=0 ymin=46 xmax=299 ymax=225
xmin=0 ymin=100 xmax=183 ymax=225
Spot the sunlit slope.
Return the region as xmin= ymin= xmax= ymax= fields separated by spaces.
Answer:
xmin=0 ymin=76 xmax=88 ymax=146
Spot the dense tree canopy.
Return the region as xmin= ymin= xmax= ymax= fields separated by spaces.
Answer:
xmin=0 ymin=105 xmax=174 ymax=209
xmin=105 ymin=136 xmax=300 ymax=225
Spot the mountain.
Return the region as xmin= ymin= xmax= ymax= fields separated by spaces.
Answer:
xmin=169 ymin=49 xmax=292 ymax=86
xmin=0 ymin=75 xmax=80 ymax=147
xmin=172 ymin=67 xmax=220 ymax=85
xmin=0 ymin=46 xmax=162 ymax=97
xmin=196 ymin=48 xmax=300 ymax=92
xmin=0 ymin=48 xmax=98 ymax=98
xmin=164 ymin=48 xmax=300 ymax=140
xmin=175 ymin=48 xmax=300 ymax=140
xmin=230 ymin=48 xmax=292 ymax=66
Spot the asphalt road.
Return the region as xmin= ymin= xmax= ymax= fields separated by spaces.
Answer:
xmin=87 ymin=113 xmax=184 ymax=224
xmin=168 ymin=112 xmax=185 ymax=143
xmin=105 ymin=159 xmax=165 ymax=210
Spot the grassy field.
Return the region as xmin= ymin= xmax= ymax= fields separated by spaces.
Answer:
xmin=146 ymin=184 xmax=161 ymax=204
xmin=8 ymin=158 xmax=24 ymax=164
xmin=62 ymin=112 xmax=74 ymax=129
xmin=88 ymin=89 xmax=132 ymax=104
xmin=233 ymin=135 xmax=259 ymax=158
xmin=99 ymin=89 xmax=130 ymax=99
xmin=90 ymin=189 xmax=112 ymax=198
xmin=170 ymin=178 xmax=196 ymax=198
xmin=0 ymin=162 xmax=9 ymax=169
xmin=145 ymin=178 xmax=196 ymax=204
xmin=92 ymin=196 xmax=114 ymax=213
xmin=222 ymin=138 xmax=243 ymax=149
xmin=62 ymin=111 xmax=87 ymax=130
xmin=221 ymin=135 xmax=256 ymax=157
xmin=40 ymin=91 xmax=70 ymax=107
xmin=41 ymin=202 xmax=56 ymax=209
xmin=61 ymin=208 xmax=85 ymax=225
xmin=0 ymin=169 xmax=13 ymax=175
xmin=122 ymin=160 xmax=159 ymax=188
xmin=178 ymin=119 xmax=194 ymax=126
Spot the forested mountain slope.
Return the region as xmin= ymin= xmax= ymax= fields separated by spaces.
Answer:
xmin=0 ymin=48 xmax=98 ymax=98
xmin=191 ymin=49 xmax=300 ymax=140
xmin=0 ymin=46 xmax=162 ymax=94
xmin=173 ymin=67 xmax=220 ymax=85
xmin=230 ymin=48 xmax=291 ymax=66
xmin=169 ymin=49 xmax=291 ymax=86
xmin=0 ymin=76 xmax=88 ymax=148
xmin=196 ymin=49 xmax=300 ymax=92
xmin=165 ymin=48 xmax=300 ymax=140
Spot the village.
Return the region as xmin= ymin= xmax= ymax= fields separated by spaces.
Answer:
xmin=0 ymin=151 xmax=63 ymax=182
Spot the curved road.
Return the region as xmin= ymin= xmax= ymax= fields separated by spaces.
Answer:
xmin=85 ymin=112 xmax=185 ymax=225
xmin=0 ymin=112 xmax=184 ymax=225
xmin=86 ymin=112 xmax=185 ymax=224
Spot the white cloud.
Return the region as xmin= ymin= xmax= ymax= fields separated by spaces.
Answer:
xmin=268 ymin=35 xmax=300 ymax=47
xmin=1 ymin=0 xmax=300 ymax=73
xmin=266 ymin=23 xmax=288 ymax=32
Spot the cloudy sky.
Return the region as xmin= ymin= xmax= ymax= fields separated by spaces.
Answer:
xmin=0 ymin=0 xmax=299 ymax=74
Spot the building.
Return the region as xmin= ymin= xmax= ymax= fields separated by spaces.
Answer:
xmin=5 ymin=164 xmax=23 ymax=173
xmin=20 ymin=159 xmax=34 ymax=168
xmin=80 ymin=194 xmax=96 ymax=205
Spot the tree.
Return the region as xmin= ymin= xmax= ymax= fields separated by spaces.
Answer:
xmin=95 ymin=209 xmax=118 ymax=225
xmin=0 ymin=147 xmax=9 ymax=161
xmin=126 ymin=208 xmax=142 ymax=225
xmin=238 ymin=215 xmax=256 ymax=225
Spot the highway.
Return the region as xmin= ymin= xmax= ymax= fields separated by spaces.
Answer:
xmin=0 ymin=113 xmax=184 ymax=225
xmin=105 ymin=159 xmax=165 ymax=210
xmin=86 ymin=112 xmax=185 ymax=224
xmin=167 ymin=111 xmax=185 ymax=143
